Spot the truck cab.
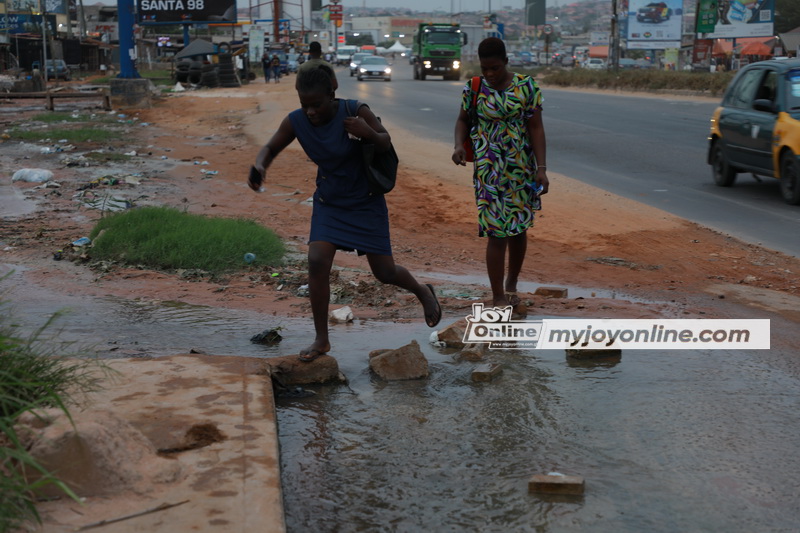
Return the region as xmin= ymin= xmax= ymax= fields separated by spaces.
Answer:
xmin=412 ymin=23 xmax=467 ymax=81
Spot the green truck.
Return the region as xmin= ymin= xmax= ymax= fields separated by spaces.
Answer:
xmin=412 ymin=23 xmax=467 ymax=81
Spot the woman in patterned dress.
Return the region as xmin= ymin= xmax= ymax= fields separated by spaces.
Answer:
xmin=452 ymin=37 xmax=549 ymax=308
xmin=248 ymin=66 xmax=442 ymax=361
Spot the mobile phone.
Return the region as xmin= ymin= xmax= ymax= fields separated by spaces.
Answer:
xmin=249 ymin=166 xmax=265 ymax=192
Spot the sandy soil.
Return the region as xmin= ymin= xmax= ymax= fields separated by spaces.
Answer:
xmin=3 ymin=78 xmax=799 ymax=336
xmin=3 ymin=75 xmax=800 ymax=530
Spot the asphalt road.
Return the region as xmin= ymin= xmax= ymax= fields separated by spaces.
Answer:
xmin=336 ymin=61 xmax=799 ymax=258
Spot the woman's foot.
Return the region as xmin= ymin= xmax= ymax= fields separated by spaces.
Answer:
xmin=423 ymin=284 xmax=442 ymax=328
xmin=299 ymin=340 xmax=331 ymax=362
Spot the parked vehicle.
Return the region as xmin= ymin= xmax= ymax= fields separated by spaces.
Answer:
xmin=507 ymin=53 xmax=525 ymax=68
xmin=618 ymin=58 xmax=638 ymax=69
xmin=349 ymin=52 xmax=373 ymax=77
xmin=707 ymin=58 xmax=800 ymax=204
xmin=585 ymin=58 xmax=606 ymax=70
xmin=32 ymin=59 xmax=71 ymax=81
xmin=412 ymin=22 xmax=466 ymax=81
xmin=636 ymin=2 xmax=672 ymax=23
xmin=357 ymin=56 xmax=391 ymax=82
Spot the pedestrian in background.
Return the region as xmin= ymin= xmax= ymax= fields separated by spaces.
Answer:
xmin=248 ymin=66 xmax=442 ymax=361
xmin=271 ymin=54 xmax=281 ymax=83
xmin=452 ymin=37 xmax=548 ymax=308
xmin=262 ymin=52 xmax=271 ymax=83
xmin=297 ymin=41 xmax=338 ymax=91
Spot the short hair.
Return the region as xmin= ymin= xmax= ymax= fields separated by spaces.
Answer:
xmin=309 ymin=41 xmax=322 ymax=54
xmin=296 ymin=63 xmax=335 ymax=94
xmin=478 ymin=37 xmax=506 ymax=60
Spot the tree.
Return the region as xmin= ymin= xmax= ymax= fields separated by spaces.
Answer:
xmin=776 ymin=0 xmax=800 ymax=33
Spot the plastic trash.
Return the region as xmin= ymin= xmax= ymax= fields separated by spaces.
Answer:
xmin=330 ymin=306 xmax=354 ymax=323
xmin=72 ymin=237 xmax=92 ymax=247
xmin=244 ymin=253 xmax=256 ymax=264
xmin=12 ymin=169 xmax=53 ymax=183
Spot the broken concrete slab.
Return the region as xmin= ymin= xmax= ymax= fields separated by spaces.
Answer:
xmin=368 ymin=340 xmax=429 ymax=381
xmin=528 ymin=472 xmax=585 ymax=495
xmin=534 ymin=286 xmax=569 ymax=298
xmin=471 ymin=363 xmax=502 ymax=382
xmin=261 ymin=354 xmax=346 ymax=385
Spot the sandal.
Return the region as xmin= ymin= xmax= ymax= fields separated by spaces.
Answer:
xmin=298 ymin=349 xmax=327 ymax=363
xmin=425 ymin=284 xmax=442 ymax=328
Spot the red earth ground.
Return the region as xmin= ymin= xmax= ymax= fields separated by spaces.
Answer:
xmin=3 ymin=73 xmax=800 ymax=531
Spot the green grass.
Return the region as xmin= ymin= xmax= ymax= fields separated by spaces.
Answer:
xmin=88 ymin=206 xmax=285 ymax=274
xmin=1 ymin=305 xmax=110 ymax=532
xmin=8 ymin=127 xmax=121 ymax=143
xmin=84 ymin=151 xmax=133 ymax=162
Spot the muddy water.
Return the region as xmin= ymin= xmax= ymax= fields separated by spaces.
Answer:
xmin=3 ymin=266 xmax=798 ymax=531
xmin=278 ymin=337 xmax=800 ymax=531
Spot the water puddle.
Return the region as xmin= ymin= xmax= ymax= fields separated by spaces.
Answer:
xmin=2 ymin=265 xmax=797 ymax=530
xmin=420 ymin=271 xmax=651 ymax=302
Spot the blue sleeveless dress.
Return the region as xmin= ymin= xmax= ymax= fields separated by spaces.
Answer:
xmin=289 ymin=99 xmax=391 ymax=256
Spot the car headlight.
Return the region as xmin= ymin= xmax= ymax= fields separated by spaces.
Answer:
xmin=423 ymin=61 xmax=431 ymax=68
xmin=360 ymin=67 xmax=366 ymax=73
xmin=350 ymin=62 xmax=356 ymax=68
xmin=453 ymin=61 xmax=460 ymax=68
xmin=384 ymin=68 xmax=391 ymax=74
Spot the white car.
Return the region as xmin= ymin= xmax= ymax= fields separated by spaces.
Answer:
xmin=585 ymin=58 xmax=606 ymax=70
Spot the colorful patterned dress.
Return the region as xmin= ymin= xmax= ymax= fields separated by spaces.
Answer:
xmin=461 ymin=73 xmax=544 ymax=238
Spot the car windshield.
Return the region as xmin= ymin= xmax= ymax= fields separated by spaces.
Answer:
xmin=352 ymin=54 xmax=371 ymax=63
xmin=788 ymin=70 xmax=800 ymax=111
xmin=361 ymin=57 xmax=387 ymax=66
xmin=424 ymin=31 xmax=461 ymax=45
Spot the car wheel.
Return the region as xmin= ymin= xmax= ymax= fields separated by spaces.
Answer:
xmin=779 ymin=151 xmax=800 ymax=205
xmin=350 ymin=71 xmax=354 ymax=77
xmin=357 ymin=76 xmax=363 ymax=81
xmin=711 ymin=140 xmax=737 ymax=187
xmin=385 ymin=77 xmax=391 ymax=82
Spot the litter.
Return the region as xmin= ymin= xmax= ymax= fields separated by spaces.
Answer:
xmin=12 ymin=168 xmax=53 ymax=183
xmin=72 ymin=237 xmax=92 ymax=247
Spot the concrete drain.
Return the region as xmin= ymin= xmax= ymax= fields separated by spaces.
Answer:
xmin=157 ymin=423 xmax=226 ymax=455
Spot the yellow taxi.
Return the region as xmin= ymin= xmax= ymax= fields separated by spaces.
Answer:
xmin=708 ymin=58 xmax=800 ymax=204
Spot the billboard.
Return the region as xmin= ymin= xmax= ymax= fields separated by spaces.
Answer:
xmin=0 ymin=13 xmax=57 ymax=34
xmin=7 ymin=0 xmax=67 ymax=14
xmin=525 ymin=0 xmax=546 ymax=26
xmin=702 ymin=0 xmax=774 ymax=39
xmin=137 ymin=0 xmax=237 ymax=24
xmin=627 ymin=0 xmax=682 ymax=45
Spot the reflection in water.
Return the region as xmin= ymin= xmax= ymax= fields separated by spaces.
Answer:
xmin=3 ymin=267 xmax=798 ymax=530
xmin=278 ymin=344 xmax=800 ymax=532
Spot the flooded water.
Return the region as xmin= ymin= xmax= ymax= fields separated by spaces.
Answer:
xmin=278 ymin=339 xmax=800 ymax=531
xmin=2 ymin=265 xmax=798 ymax=531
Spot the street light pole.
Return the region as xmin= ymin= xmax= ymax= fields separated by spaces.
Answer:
xmin=39 ymin=0 xmax=48 ymax=90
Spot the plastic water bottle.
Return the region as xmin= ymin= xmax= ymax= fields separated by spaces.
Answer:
xmin=244 ymin=253 xmax=256 ymax=264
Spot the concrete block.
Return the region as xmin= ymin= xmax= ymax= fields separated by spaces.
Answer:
xmin=534 ymin=286 xmax=569 ymax=298
xmin=471 ymin=363 xmax=502 ymax=382
xmin=528 ymin=473 xmax=585 ymax=495
xmin=110 ymin=78 xmax=154 ymax=109
xmin=437 ymin=319 xmax=467 ymax=349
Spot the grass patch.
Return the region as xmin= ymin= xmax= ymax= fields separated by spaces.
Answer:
xmin=88 ymin=206 xmax=285 ymax=274
xmin=1 ymin=304 xmax=110 ymax=531
xmin=461 ymin=63 xmax=735 ymax=97
xmin=8 ymin=127 xmax=121 ymax=143
xmin=84 ymin=151 xmax=133 ymax=163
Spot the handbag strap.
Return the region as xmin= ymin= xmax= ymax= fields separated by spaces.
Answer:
xmin=470 ymin=76 xmax=481 ymax=106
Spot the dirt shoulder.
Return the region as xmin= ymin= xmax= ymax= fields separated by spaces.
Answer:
xmin=2 ymin=79 xmax=799 ymax=350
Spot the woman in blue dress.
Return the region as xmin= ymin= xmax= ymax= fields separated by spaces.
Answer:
xmin=249 ymin=66 xmax=442 ymax=361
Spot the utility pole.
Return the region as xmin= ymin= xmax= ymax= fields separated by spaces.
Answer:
xmin=39 ymin=0 xmax=48 ymax=89
xmin=609 ymin=0 xmax=619 ymax=71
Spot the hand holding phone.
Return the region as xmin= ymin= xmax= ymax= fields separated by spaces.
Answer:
xmin=248 ymin=166 xmax=265 ymax=193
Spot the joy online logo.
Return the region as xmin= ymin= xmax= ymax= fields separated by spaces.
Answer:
xmin=462 ymin=303 xmax=543 ymax=349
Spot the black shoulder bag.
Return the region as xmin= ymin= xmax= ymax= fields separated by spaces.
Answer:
xmin=345 ymin=99 xmax=399 ymax=195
